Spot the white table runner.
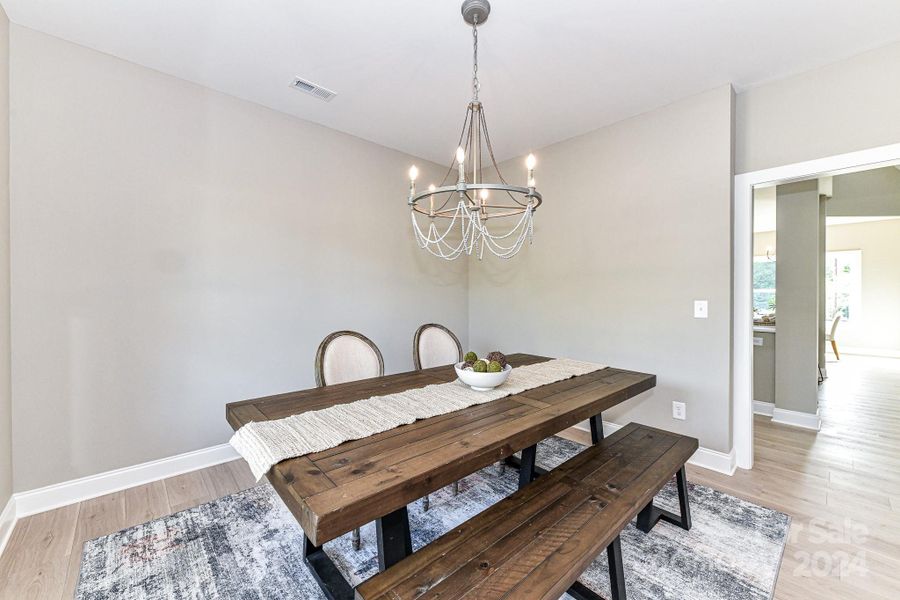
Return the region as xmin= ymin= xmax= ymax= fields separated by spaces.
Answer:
xmin=230 ymin=357 xmax=606 ymax=480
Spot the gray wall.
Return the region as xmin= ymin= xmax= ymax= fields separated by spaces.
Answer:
xmin=752 ymin=332 xmax=775 ymax=404
xmin=469 ymin=86 xmax=735 ymax=453
xmin=774 ymin=180 xmax=820 ymax=415
xmin=0 ymin=6 xmax=10 ymax=509
xmin=828 ymin=167 xmax=900 ymax=216
xmin=9 ymin=26 xmax=467 ymax=491
xmin=736 ymin=40 xmax=900 ymax=174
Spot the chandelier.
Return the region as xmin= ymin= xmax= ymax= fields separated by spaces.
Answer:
xmin=406 ymin=0 xmax=542 ymax=260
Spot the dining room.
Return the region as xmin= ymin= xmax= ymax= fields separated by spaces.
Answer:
xmin=1 ymin=1 xmax=900 ymax=599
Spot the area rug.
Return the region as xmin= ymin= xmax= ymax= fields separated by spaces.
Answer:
xmin=75 ymin=436 xmax=790 ymax=600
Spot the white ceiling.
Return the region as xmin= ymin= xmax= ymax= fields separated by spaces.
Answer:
xmin=6 ymin=1 xmax=900 ymax=164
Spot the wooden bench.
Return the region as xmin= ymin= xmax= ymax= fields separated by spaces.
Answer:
xmin=355 ymin=423 xmax=698 ymax=600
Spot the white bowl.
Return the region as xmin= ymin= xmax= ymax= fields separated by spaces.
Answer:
xmin=454 ymin=362 xmax=512 ymax=391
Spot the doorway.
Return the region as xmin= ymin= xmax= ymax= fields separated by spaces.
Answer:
xmin=733 ymin=142 xmax=900 ymax=469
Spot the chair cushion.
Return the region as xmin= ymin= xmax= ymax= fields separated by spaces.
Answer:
xmin=418 ymin=327 xmax=461 ymax=369
xmin=321 ymin=335 xmax=382 ymax=385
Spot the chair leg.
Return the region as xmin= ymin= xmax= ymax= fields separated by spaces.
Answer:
xmin=453 ymin=481 xmax=460 ymax=496
xmin=352 ymin=528 xmax=361 ymax=551
xmin=831 ymin=339 xmax=840 ymax=360
xmin=422 ymin=494 xmax=430 ymax=512
xmin=497 ymin=461 xmax=506 ymax=475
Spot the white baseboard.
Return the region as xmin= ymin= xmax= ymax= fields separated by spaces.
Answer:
xmin=0 ymin=495 xmax=16 ymax=557
xmin=13 ymin=443 xmax=240 ymax=519
xmin=753 ymin=401 xmax=775 ymax=416
xmin=689 ymin=446 xmax=737 ymax=476
xmin=772 ymin=407 xmax=821 ymax=431
xmin=573 ymin=421 xmax=736 ymax=476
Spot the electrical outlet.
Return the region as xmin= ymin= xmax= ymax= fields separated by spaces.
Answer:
xmin=672 ymin=401 xmax=686 ymax=420
xmin=693 ymin=300 xmax=708 ymax=319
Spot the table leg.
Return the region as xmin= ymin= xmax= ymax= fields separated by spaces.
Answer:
xmin=589 ymin=412 xmax=604 ymax=444
xmin=302 ymin=535 xmax=354 ymax=600
xmin=377 ymin=506 xmax=413 ymax=572
xmin=518 ymin=444 xmax=538 ymax=489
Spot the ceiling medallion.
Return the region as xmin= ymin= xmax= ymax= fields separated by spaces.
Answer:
xmin=407 ymin=0 xmax=541 ymax=260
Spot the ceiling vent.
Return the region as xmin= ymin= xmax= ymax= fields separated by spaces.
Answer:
xmin=290 ymin=77 xmax=337 ymax=102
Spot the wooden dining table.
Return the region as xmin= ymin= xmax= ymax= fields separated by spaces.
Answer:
xmin=225 ymin=353 xmax=655 ymax=600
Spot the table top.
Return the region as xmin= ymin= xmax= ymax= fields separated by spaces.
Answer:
xmin=225 ymin=353 xmax=656 ymax=546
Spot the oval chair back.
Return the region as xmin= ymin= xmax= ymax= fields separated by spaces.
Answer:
xmin=830 ymin=314 xmax=842 ymax=339
xmin=413 ymin=323 xmax=463 ymax=370
xmin=315 ymin=330 xmax=384 ymax=388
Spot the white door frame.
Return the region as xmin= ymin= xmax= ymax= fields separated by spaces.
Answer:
xmin=733 ymin=142 xmax=900 ymax=470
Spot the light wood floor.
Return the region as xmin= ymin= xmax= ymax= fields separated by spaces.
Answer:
xmin=1 ymin=354 xmax=898 ymax=599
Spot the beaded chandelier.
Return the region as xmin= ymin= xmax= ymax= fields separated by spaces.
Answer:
xmin=406 ymin=0 xmax=542 ymax=260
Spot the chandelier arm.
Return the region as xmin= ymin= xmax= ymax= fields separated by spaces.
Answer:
xmin=439 ymin=105 xmax=475 ymax=188
xmin=478 ymin=107 xmax=530 ymax=208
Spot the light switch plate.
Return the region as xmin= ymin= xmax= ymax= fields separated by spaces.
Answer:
xmin=753 ymin=337 xmax=764 ymax=346
xmin=672 ymin=401 xmax=686 ymax=420
xmin=694 ymin=300 xmax=708 ymax=319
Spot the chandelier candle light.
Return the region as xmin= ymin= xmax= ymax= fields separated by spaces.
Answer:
xmin=407 ymin=0 xmax=542 ymax=260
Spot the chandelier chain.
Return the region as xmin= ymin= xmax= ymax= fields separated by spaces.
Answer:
xmin=472 ymin=20 xmax=480 ymax=101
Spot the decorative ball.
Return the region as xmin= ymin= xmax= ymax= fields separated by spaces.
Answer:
xmin=485 ymin=351 xmax=508 ymax=368
xmin=463 ymin=360 xmax=475 ymax=370
xmin=473 ymin=360 xmax=488 ymax=373
xmin=487 ymin=360 xmax=502 ymax=373
xmin=464 ymin=351 xmax=478 ymax=363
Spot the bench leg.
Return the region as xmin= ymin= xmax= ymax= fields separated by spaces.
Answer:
xmin=636 ymin=466 xmax=692 ymax=533
xmin=518 ymin=444 xmax=537 ymax=489
xmin=589 ymin=412 xmax=604 ymax=444
xmin=607 ymin=535 xmax=627 ymax=600
xmin=376 ymin=506 xmax=413 ymax=572
xmin=566 ymin=535 xmax=626 ymax=600
xmin=302 ymin=535 xmax=355 ymax=600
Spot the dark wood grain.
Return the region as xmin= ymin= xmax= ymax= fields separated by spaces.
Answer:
xmin=225 ymin=353 xmax=656 ymax=546
xmin=354 ymin=423 xmax=698 ymax=600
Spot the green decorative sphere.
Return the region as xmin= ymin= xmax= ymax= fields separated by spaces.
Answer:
xmin=472 ymin=360 xmax=488 ymax=373
xmin=464 ymin=351 xmax=478 ymax=363
xmin=487 ymin=360 xmax=502 ymax=373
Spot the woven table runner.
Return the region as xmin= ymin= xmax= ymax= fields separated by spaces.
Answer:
xmin=230 ymin=357 xmax=606 ymax=480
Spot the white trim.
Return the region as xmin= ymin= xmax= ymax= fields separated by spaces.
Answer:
xmin=689 ymin=446 xmax=737 ymax=476
xmin=0 ymin=495 xmax=16 ymax=558
xmin=574 ymin=421 xmax=736 ymax=476
xmin=772 ymin=407 xmax=821 ymax=431
xmin=733 ymin=142 xmax=900 ymax=471
xmin=12 ymin=444 xmax=240 ymax=518
xmin=753 ymin=401 xmax=775 ymax=416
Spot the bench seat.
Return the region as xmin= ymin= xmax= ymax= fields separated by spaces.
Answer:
xmin=355 ymin=422 xmax=698 ymax=600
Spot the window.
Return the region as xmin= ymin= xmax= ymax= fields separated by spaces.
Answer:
xmin=825 ymin=250 xmax=861 ymax=322
xmin=753 ymin=256 xmax=776 ymax=315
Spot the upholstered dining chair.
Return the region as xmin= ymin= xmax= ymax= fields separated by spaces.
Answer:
xmin=413 ymin=323 xmax=463 ymax=370
xmin=826 ymin=314 xmax=842 ymax=360
xmin=314 ymin=330 xmax=384 ymax=551
xmin=413 ymin=323 xmax=467 ymax=510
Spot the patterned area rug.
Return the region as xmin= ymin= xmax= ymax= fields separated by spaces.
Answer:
xmin=76 ymin=436 xmax=790 ymax=600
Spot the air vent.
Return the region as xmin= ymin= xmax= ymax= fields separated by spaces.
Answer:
xmin=290 ymin=77 xmax=337 ymax=102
